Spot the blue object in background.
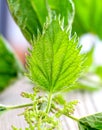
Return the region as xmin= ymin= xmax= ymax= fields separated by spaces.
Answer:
xmin=0 ymin=0 xmax=7 ymax=38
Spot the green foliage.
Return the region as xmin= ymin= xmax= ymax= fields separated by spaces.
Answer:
xmin=21 ymin=88 xmax=61 ymax=130
xmin=12 ymin=87 xmax=78 ymax=130
xmin=26 ymin=18 xmax=84 ymax=93
xmin=5 ymin=0 xmax=102 ymax=130
xmin=20 ymin=88 xmax=60 ymax=130
xmin=8 ymin=0 xmax=102 ymax=39
xmin=78 ymin=112 xmax=102 ymax=130
xmin=7 ymin=0 xmax=45 ymax=43
xmin=72 ymin=0 xmax=102 ymax=39
xmin=7 ymin=0 xmax=74 ymax=43
xmin=0 ymin=36 xmax=24 ymax=91
xmin=53 ymin=95 xmax=78 ymax=117
xmin=47 ymin=0 xmax=74 ymax=29
xmin=94 ymin=66 xmax=102 ymax=79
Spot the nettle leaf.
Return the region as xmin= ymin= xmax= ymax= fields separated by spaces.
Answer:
xmin=72 ymin=0 xmax=102 ymax=39
xmin=7 ymin=0 xmax=43 ymax=43
xmin=47 ymin=0 xmax=74 ymax=28
xmin=7 ymin=0 xmax=73 ymax=43
xmin=0 ymin=36 xmax=23 ymax=91
xmin=78 ymin=112 xmax=102 ymax=130
xmin=26 ymin=19 xmax=84 ymax=93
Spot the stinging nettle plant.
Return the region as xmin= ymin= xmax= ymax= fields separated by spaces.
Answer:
xmin=0 ymin=0 xmax=102 ymax=130
xmin=26 ymin=18 xmax=84 ymax=93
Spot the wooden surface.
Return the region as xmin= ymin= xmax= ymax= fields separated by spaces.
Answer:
xmin=0 ymin=78 xmax=102 ymax=130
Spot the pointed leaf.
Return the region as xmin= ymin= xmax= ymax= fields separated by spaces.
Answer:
xmin=26 ymin=19 xmax=84 ymax=93
xmin=7 ymin=0 xmax=73 ymax=43
xmin=78 ymin=112 xmax=102 ymax=130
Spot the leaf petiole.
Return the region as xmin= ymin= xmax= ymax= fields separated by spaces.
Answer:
xmin=6 ymin=103 xmax=33 ymax=110
xmin=46 ymin=92 xmax=53 ymax=113
xmin=66 ymin=114 xmax=79 ymax=122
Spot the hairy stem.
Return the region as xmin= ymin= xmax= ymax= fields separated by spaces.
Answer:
xmin=6 ymin=103 xmax=33 ymax=110
xmin=66 ymin=114 xmax=79 ymax=122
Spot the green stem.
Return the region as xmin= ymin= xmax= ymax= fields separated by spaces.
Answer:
xmin=66 ymin=114 xmax=79 ymax=122
xmin=46 ymin=93 xmax=52 ymax=113
xmin=6 ymin=103 xmax=33 ymax=110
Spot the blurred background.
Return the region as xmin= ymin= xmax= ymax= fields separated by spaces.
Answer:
xmin=0 ymin=0 xmax=29 ymax=64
